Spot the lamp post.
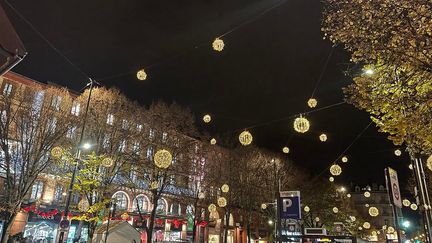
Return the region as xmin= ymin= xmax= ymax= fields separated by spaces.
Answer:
xmin=57 ymin=78 xmax=96 ymax=243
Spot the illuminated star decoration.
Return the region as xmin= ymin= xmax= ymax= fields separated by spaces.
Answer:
xmin=102 ymin=157 xmax=114 ymax=168
xmin=363 ymin=222 xmax=371 ymax=229
xmin=410 ymin=204 xmax=418 ymax=211
xmin=221 ymin=184 xmax=230 ymax=193
xmin=78 ymin=198 xmax=90 ymax=212
xmin=136 ymin=69 xmax=147 ymax=80
xmin=261 ymin=203 xmax=267 ymax=210
xmin=239 ymin=130 xmax=253 ymax=146
xmin=402 ymin=199 xmax=411 ymax=207
xmin=329 ymin=176 xmax=334 ymax=182
xmin=293 ymin=115 xmax=310 ymax=133
xmin=212 ymin=38 xmax=225 ymax=52
xmin=304 ymin=206 xmax=310 ymax=212
xmin=332 ymin=207 xmax=339 ymax=213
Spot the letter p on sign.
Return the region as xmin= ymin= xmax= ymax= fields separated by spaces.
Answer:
xmin=282 ymin=198 xmax=292 ymax=212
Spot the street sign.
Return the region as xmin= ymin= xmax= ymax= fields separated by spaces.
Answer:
xmin=279 ymin=191 xmax=301 ymax=219
xmin=59 ymin=219 xmax=70 ymax=230
xmin=386 ymin=167 xmax=402 ymax=208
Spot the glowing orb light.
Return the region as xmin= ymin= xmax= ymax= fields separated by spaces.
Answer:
xmin=369 ymin=207 xmax=379 ymax=217
xmin=364 ymin=191 xmax=371 ymax=198
xmin=282 ymin=146 xmax=290 ymax=154
xmin=208 ymin=204 xmax=217 ymax=212
xmin=154 ymin=149 xmax=172 ymax=169
xmin=294 ymin=115 xmax=310 ymax=133
xmin=210 ymin=138 xmax=217 ymax=145
xmin=363 ymin=222 xmax=371 ymax=229
xmin=51 ymin=147 xmax=63 ymax=159
xmin=137 ymin=69 xmax=147 ymax=80
xmin=212 ymin=38 xmax=224 ymax=51
xmin=341 ymin=156 xmax=348 ymax=163
xmin=332 ymin=207 xmax=339 ymax=213
xmin=394 ymin=149 xmax=402 ymax=156
xmin=239 ymin=131 xmax=253 ymax=146
xmin=307 ymin=98 xmax=317 ymax=108
xmin=102 ymin=157 xmax=114 ymax=168
xmin=403 ymin=199 xmax=411 ymax=207
xmin=304 ymin=206 xmax=310 ymax=212
xmin=319 ymin=133 xmax=327 ymax=142
xmin=217 ymin=197 xmax=227 ymax=207
xmin=203 ymin=114 xmax=211 ymax=123
xmin=221 ymin=184 xmax=230 ymax=193
xmin=330 ymin=164 xmax=342 ymax=176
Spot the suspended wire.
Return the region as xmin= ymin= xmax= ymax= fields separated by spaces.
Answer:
xmin=309 ymin=46 xmax=335 ymax=99
xmin=4 ymin=0 xmax=90 ymax=81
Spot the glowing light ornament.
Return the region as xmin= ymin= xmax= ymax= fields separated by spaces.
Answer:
xmin=364 ymin=191 xmax=371 ymax=198
xmin=203 ymin=114 xmax=211 ymax=123
xmin=282 ymin=146 xmax=290 ymax=154
xmin=341 ymin=156 xmax=348 ymax=163
xmin=349 ymin=216 xmax=356 ymax=222
xmin=136 ymin=69 xmax=147 ymax=80
xmin=329 ymin=176 xmax=334 ymax=182
xmin=394 ymin=149 xmax=402 ymax=156
xmin=427 ymin=155 xmax=432 ymax=171
xmin=150 ymin=181 xmax=159 ymax=190
xmin=51 ymin=147 xmax=63 ymax=159
xmin=363 ymin=222 xmax=371 ymax=229
xmin=210 ymin=138 xmax=217 ymax=145
xmin=403 ymin=199 xmax=411 ymax=207
xmin=261 ymin=203 xmax=267 ymax=210
xmin=387 ymin=226 xmax=395 ymax=234
xmin=372 ymin=231 xmax=377 ymax=236
xmin=221 ymin=184 xmax=230 ymax=193
xmin=121 ymin=212 xmax=129 ymax=220
xmin=102 ymin=157 xmax=114 ymax=168
xmin=212 ymin=38 xmax=224 ymax=52
xmin=208 ymin=204 xmax=217 ymax=212
xmin=382 ymin=225 xmax=387 ymax=230
xmin=319 ymin=133 xmax=327 ymax=142
xmin=358 ymin=227 xmax=363 ymax=231
xmin=332 ymin=207 xmax=339 ymax=213
xmin=293 ymin=115 xmax=310 ymax=133
xmin=368 ymin=207 xmax=379 ymax=217
xmin=307 ymin=98 xmax=317 ymax=108
xmin=198 ymin=192 xmax=205 ymax=199
xmin=411 ymin=203 xmax=418 ymax=211
xmin=217 ymin=197 xmax=227 ymax=207
xmin=346 ymin=193 xmax=351 ymax=198
xmin=304 ymin=206 xmax=310 ymax=212
xmin=365 ymin=204 xmax=370 ymax=208
xmin=239 ymin=130 xmax=253 ymax=146
xmin=330 ymin=164 xmax=342 ymax=176
xmin=315 ymin=217 xmax=320 ymax=222
xmin=78 ymin=198 xmax=90 ymax=212
xmin=154 ymin=149 xmax=172 ymax=169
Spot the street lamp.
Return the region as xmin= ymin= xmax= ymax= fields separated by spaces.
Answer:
xmin=81 ymin=142 xmax=92 ymax=150
xmin=268 ymin=220 xmax=274 ymax=225
xmin=403 ymin=220 xmax=411 ymax=228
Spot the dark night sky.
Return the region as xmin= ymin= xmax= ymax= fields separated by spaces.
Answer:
xmin=1 ymin=0 xmax=413 ymax=188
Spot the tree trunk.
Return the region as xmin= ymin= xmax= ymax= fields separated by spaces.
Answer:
xmin=87 ymin=221 xmax=97 ymax=243
xmin=192 ymin=223 xmax=198 ymax=243
xmin=147 ymin=194 xmax=159 ymax=243
xmin=1 ymin=212 xmax=15 ymax=243
xmin=223 ymin=209 xmax=230 ymax=243
xmin=246 ymin=223 xmax=251 ymax=243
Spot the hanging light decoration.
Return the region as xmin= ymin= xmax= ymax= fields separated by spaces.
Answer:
xmin=102 ymin=157 xmax=114 ymax=168
xmin=154 ymin=149 xmax=172 ymax=169
xmin=208 ymin=204 xmax=217 ymax=213
xmin=50 ymin=146 xmax=63 ymax=159
xmin=346 ymin=193 xmax=351 ymax=198
xmin=368 ymin=207 xmax=379 ymax=217
xmin=217 ymin=197 xmax=227 ymax=207
xmin=387 ymin=226 xmax=395 ymax=234
xmin=382 ymin=225 xmax=387 ymax=230
xmin=261 ymin=203 xmax=267 ymax=210
xmin=221 ymin=184 xmax=230 ymax=193
xmin=358 ymin=227 xmax=363 ymax=231
xmin=319 ymin=133 xmax=327 ymax=142
xmin=364 ymin=191 xmax=371 ymax=198
xmin=203 ymin=114 xmax=211 ymax=123
xmin=136 ymin=69 xmax=147 ymax=80
xmin=427 ymin=155 xmax=432 ymax=171
xmin=363 ymin=222 xmax=371 ymax=229
xmin=239 ymin=130 xmax=253 ymax=146
xmin=212 ymin=38 xmax=224 ymax=51
xmin=394 ymin=149 xmax=402 ymax=156
xmin=78 ymin=198 xmax=90 ymax=212
xmin=402 ymin=199 xmax=411 ymax=207
xmin=198 ymin=192 xmax=205 ymax=199
xmin=371 ymin=231 xmax=377 ymax=236
xmin=365 ymin=204 xmax=370 ymax=208
xmin=282 ymin=146 xmax=290 ymax=154
xmin=329 ymin=176 xmax=334 ymax=182
xmin=332 ymin=207 xmax=339 ymax=213
xmin=315 ymin=217 xmax=320 ymax=222
xmin=307 ymin=98 xmax=318 ymax=108
xmin=341 ymin=156 xmax=348 ymax=163
xmin=349 ymin=216 xmax=356 ymax=222
xmin=293 ymin=115 xmax=310 ymax=133
xmin=210 ymin=138 xmax=217 ymax=145
xmin=304 ymin=206 xmax=310 ymax=212
xmin=410 ymin=203 xmax=418 ymax=211
xmin=150 ymin=181 xmax=159 ymax=190
xmin=330 ymin=164 xmax=342 ymax=176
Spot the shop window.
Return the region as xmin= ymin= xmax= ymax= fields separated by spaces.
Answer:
xmin=30 ymin=181 xmax=44 ymax=200
xmin=54 ymin=185 xmax=64 ymax=202
xmin=132 ymin=195 xmax=149 ymax=212
xmin=71 ymin=102 xmax=80 ymax=116
xmin=113 ymin=191 xmax=129 ymax=210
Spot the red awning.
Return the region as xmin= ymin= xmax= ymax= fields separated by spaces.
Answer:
xmin=0 ymin=3 xmax=26 ymax=76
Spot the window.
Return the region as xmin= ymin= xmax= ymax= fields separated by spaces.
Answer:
xmin=66 ymin=126 xmax=77 ymax=138
xmin=106 ymin=114 xmax=114 ymax=125
xmin=119 ymin=139 xmax=126 ymax=152
xmin=186 ymin=205 xmax=194 ymax=216
xmin=122 ymin=119 xmax=129 ymax=130
xmin=2 ymin=83 xmax=12 ymax=96
xmin=132 ymin=142 xmax=140 ymax=154
xmin=156 ymin=198 xmax=167 ymax=214
xmin=130 ymin=167 xmax=137 ymax=183
xmin=169 ymin=175 xmax=175 ymax=185
xmin=146 ymin=146 xmax=154 ymax=160
xmin=54 ymin=185 xmax=64 ymax=202
xmin=51 ymin=95 xmax=62 ymax=111
xmin=113 ymin=192 xmax=129 ymax=210
xmin=170 ymin=203 xmax=181 ymax=215
xmin=72 ymin=193 xmax=80 ymax=204
xmin=149 ymin=129 xmax=155 ymax=140
xmin=0 ymin=110 xmax=7 ymax=123
xmin=71 ymin=102 xmax=81 ymax=116
xmin=103 ymin=134 xmax=110 ymax=149
xmin=30 ymin=181 xmax=44 ymax=200
xmin=162 ymin=132 xmax=168 ymax=143
xmin=132 ymin=195 xmax=149 ymax=212
xmin=136 ymin=124 xmax=143 ymax=132
xmin=47 ymin=117 xmax=57 ymax=133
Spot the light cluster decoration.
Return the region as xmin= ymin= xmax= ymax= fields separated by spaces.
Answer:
xmin=363 ymin=222 xmax=371 ymax=229
xmin=403 ymin=199 xmax=411 ymax=207
xmin=394 ymin=149 xmax=402 ymax=156
xmin=364 ymin=191 xmax=371 ymax=198
xmin=332 ymin=207 xmax=339 ymax=213
xmin=304 ymin=206 xmax=310 ymax=212
xmin=330 ymin=164 xmax=342 ymax=176
xmin=410 ymin=203 xmax=418 ymax=211
xmin=150 ymin=181 xmax=159 ymax=190
xmin=102 ymin=157 xmax=114 ymax=168
xmin=221 ymin=184 xmax=230 ymax=193
xmin=307 ymin=98 xmax=318 ymax=108
xmin=50 ymin=147 xmax=63 ymax=159
xmin=203 ymin=114 xmax=211 ymax=123
xmin=368 ymin=207 xmax=379 ymax=217
xmin=239 ymin=130 xmax=253 ymax=146
xmin=346 ymin=193 xmax=351 ymax=198
xmin=78 ymin=198 xmax=90 ymax=212
xmin=282 ymin=146 xmax=290 ymax=154
xmin=427 ymin=155 xmax=432 ymax=171
xmin=293 ymin=115 xmax=310 ymax=133
xmin=217 ymin=197 xmax=227 ymax=207
xmin=261 ymin=203 xmax=267 ymax=210
xmin=319 ymin=133 xmax=328 ymax=142
xmin=341 ymin=156 xmax=348 ymax=163
xmin=387 ymin=226 xmax=395 ymax=234
xmin=210 ymin=138 xmax=217 ymax=145
xmin=329 ymin=176 xmax=334 ymax=182
xmin=136 ymin=69 xmax=147 ymax=80
xmin=212 ymin=38 xmax=224 ymax=51
xmin=154 ymin=149 xmax=172 ymax=169
xmin=208 ymin=204 xmax=217 ymax=213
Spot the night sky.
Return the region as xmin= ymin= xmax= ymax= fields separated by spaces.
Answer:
xmin=2 ymin=0 xmax=413 ymax=187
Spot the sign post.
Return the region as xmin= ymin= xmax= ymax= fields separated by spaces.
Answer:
xmin=278 ymin=191 xmax=301 ymax=241
xmin=385 ymin=167 xmax=402 ymax=243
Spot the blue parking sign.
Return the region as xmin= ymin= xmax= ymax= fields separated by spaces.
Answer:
xmin=279 ymin=191 xmax=301 ymax=219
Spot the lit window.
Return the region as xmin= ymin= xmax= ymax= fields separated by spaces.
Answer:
xmin=136 ymin=124 xmax=143 ymax=132
xmin=106 ymin=114 xmax=114 ymax=125
xmin=149 ymin=129 xmax=155 ymax=140
xmin=133 ymin=142 xmax=140 ymax=154
xmin=47 ymin=117 xmax=57 ymax=133
xmin=113 ymin=192 xmax=128 ymax=210
xmin=51 ymin=95 xmax=62 ymax=111
xmin=133 ymin=195 xmax=148 ymax=212
xmin=170 ymin=203 xmax=181 ymax=215
xmin=146 ymin=146 xmax=154 ymax=160
xmin=72 ymin=193 xmax=80 ymax=204
xmin=54 ymin=184 xmax=64 ymax=202
xmin=0 ymin=110 xmax=7 ymax=123
xmin=71 ymin=102 xmax=81 ymax=116
xmin=66 ymin=126 xmax=76 ymax=138
xmin=30 ymin=181 xmax=44 ymax=200
xmin=122 ymin=119 xmax=129 ymax=130
xmin=119 ymin=139 xmax=127 ymax=152
xmin=156 ymin=199 xmax=167 ymax=214
xmin=169 ymin=175 xmax=175 ymax=184
xmin=103 ymin=134 xmax=110 ymax=149
xmin=130 ymin=167 xmax=137 ymax=183
xmin=2 ymin=83 xmax=13 ymax=96
xmin=162 ymin=132 xmax=168 ymax=143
